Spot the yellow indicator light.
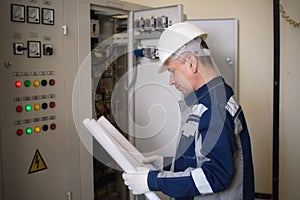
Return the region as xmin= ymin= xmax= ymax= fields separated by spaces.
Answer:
xmin=34 ymin=126 xmax=41 ymax=133
xmin=33 ymin=80 xmax=40 ymax=87
xmin=34 ymin=104 xmax=40 ymax=111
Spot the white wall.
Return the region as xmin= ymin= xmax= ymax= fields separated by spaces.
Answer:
xmin=279 ymin=0 xmax=300 ymax=199
xmin=124 ymin=0 xmax=274 ymax=196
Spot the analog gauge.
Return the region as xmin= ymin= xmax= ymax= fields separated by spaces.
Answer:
xmin=11 ymin=4 xmax=25 ymax=22
xmin=28 ymin=41 xmax=41 ymax=58
xmin=42 ymin=8 xmax=54 ymax=25
xmin=27 ymin=6 xmax=40 ymax=24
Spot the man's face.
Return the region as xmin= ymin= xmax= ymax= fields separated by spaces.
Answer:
xmin=165 ymin=59 xmax=194 ymax=95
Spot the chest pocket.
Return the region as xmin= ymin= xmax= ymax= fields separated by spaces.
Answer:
xmin=181 ymin=104 xmax=208 ymax=136
xmin=181 ymin=104 xmax=209 ymax=166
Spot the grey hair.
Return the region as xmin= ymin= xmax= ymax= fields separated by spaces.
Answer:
xmin=166 ymin=36 xmax=213 ymax=67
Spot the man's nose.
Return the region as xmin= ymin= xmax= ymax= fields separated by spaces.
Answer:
xmin=169 ymin=73 xmax=175 ymax=85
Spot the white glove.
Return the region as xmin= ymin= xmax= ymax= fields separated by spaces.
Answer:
xmin=122 ymin=167 xmax=150 ymax=195
xmin=142 ymin=155 xmax=163 ymax=170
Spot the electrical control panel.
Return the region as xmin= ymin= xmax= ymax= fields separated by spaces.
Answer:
xmin=0 ymin=0 xmax=151 ymax=200
xmin=0 ymin=0 xmax=67 ymax=199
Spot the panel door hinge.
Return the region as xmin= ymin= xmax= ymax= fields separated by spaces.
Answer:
xmin=66 ymin=191 xmax=72 ymax=200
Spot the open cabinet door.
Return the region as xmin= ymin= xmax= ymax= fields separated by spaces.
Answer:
xmin=124 ymin=5 xmax=184 ymax=200
xmin=127 ymin=4 xmax=184 ymax=163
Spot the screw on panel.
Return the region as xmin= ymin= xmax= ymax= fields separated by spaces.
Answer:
xmin=4 ymin=61 xmax=12 ymax=69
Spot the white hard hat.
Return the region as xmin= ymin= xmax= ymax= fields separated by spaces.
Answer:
xmin=158 ymin=22 xmax=208 ymax=73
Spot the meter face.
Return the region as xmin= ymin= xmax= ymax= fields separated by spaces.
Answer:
xmin=11 ymin=4 xmax=25 ymax=22
xmin=42 ymin=8 xmax=54 ymax=25
xmin=27 ymin=6 xmax=40 ymax=24
xmin=28 ymin=41 xmax=41 ymax=58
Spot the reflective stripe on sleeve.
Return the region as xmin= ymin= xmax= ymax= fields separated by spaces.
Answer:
xmin=191 ymin=168 xmax=213 ymax=194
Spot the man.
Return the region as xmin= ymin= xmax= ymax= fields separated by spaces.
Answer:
xmin=123 ymin=22 xmax=255 ymax=200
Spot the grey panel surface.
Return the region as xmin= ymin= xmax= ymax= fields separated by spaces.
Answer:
xmin=187 ymin=19 xmax=239 ymax=98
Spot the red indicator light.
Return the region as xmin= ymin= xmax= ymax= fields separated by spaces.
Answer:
xmin=49 ymin=101 xmax=56 ymax=108
xmin=50 ymin=123 xmax=56 ymax=130
xmin=16 ymin=129 xmax=23 ymax=136
xmin=49 ymin=79 xmax=55 ymax=86
xmin=15 ymin=80 xmax=22 ymax=88
xmin=16 ymin=105 xmax=23 ymax=113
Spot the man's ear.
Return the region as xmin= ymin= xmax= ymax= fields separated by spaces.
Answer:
xmin=185 ymin=55 xmax=198 ymax=73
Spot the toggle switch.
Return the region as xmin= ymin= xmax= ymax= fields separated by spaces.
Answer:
xmin=43 ymin=44 xmax=53 ymax=56
xmin=14 ymin=43 xmax=27 ymax=55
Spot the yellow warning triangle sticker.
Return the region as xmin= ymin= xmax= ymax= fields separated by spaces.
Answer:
xmin=28 ymin=149 xmax=48 ymax=174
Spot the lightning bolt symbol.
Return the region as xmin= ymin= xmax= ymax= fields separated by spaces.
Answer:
xmin=35 ymin=155 xmax=40 ymax=169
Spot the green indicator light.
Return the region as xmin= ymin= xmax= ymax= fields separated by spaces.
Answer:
xmin=25 ymin=104 xmax=32 ymax=112
xmin=24 ymin=80 xmax=31 ymax=87
xmin=26 ymin=127 xmax=33 ymax=134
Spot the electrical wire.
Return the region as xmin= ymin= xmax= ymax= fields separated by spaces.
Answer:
xmin=275 ymin=0 xmax=300 ymax=28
